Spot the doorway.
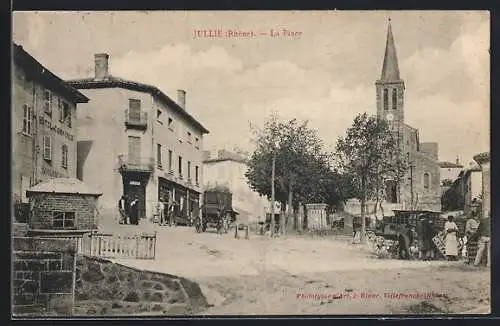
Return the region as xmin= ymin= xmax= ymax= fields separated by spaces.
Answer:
xmin=126 ymin=180 xmax=146 ymax=220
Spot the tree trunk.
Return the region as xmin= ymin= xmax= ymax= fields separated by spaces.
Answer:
xmin=270 ymin=151 xmax=276 ymax=237
xmin=285 ymin=185 xmax=293 ymax=235
xmin=360 ymin=178 xmax=366 ymax=244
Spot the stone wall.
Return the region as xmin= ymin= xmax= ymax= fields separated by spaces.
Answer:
xmin=12 ymin=237 xmax=76 ymax=316
xmin=29 ymin=193 xmax=98 ymax=230
xmin=74 ymin=255 xmax=210 ymax=315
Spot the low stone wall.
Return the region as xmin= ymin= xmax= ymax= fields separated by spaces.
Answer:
xmin=75 ymin=255 xmax=210 ymax=315
xmin=12 ymin=237 xmax=77 ymax=316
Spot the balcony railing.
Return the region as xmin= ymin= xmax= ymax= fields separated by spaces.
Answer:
xmin=118 ymin=155 xmax=154 ymax=173
xmin=125 ymin=109 xmax=148 ymax=129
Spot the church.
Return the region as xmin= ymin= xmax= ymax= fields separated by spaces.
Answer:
xmin=375 ymin=21 xmax=441 ymax=211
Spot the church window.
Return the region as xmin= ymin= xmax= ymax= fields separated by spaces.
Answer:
xmin=383 ymin=89 xmax=388 ymax=110
xmin=423 ymin=173 xmax=430 ymax=190
xmin=392 ymin=88 xmax=397 ymax=110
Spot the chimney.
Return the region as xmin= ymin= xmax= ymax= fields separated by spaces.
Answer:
xmin=177 ymin=89 xmax=186 ymax=109
xmin=456 ymin=156 xmax=460 ymax=165
xmin=94 ymin=53 xmax=109 ymax=80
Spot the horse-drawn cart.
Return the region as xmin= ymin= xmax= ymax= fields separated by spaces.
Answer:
xmin=195 ymin=186 xmax=238 ymax=234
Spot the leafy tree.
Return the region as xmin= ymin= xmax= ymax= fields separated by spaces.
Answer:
xmin=246 ymin=114 xmax=345 ymax=234
xmin=335 ymin=113 xmax=407 ymax=243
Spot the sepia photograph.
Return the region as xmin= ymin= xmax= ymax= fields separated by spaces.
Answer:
xmin=11 ymin=10 xmax=490 ymax=317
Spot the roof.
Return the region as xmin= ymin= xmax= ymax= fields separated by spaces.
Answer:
xmin=379 ymin=22 xmax=402 ymax=82
xmin=393 ymin=209 xmax=442 ymax=214
xmin=438 ymin=161 xmax=464 ymax=169
xmin=26 ymin=178 xmax=102 ymax=196
xmin=66 ymin=75 xmax=209 ymax=134
xmin=203 ymin=149 xmax=247 ymax=164
xmin=13 ymin=43 xmax=89 ymax=104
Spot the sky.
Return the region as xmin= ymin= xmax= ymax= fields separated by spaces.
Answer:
xmin=12 ymin=11 xmax=490 ymax=166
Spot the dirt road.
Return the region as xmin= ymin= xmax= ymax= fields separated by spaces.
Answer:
xmin=110 ymin=226 xmax=490 ymax=315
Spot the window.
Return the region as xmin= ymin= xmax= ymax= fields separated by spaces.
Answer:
xmin=392 ymin=88 xmax=398 ymax=110
xmin=61 ymin=144 xmax=68 ymax=169
xmin=195 ymin=166 xmax=199 ymax=184
xmin=423 ymin=173 xmax=430 ymax=190
xmin=128 ymin=98 xmax=141 ymax=121
xmin=178 ymin=156 xmax=183 ymax=177
xmin=383 ymin=88 xmax=388 ymax=110
xmin=58 ymin=99 xmax=65 ymax=122
xmin=43 ymin=136 xmax=52 ymax=161
xmin=63 ymin=102 xmax=72 ymax=128
xmin=22 ymin=104 xmax=33 ymax=135
xmin=187 ymin=131 xmax=192 ymax=144
xmin=157 ymin=110 xmax=162 ymax=120
xmin=187 ymin=161 xmax=191 ymax=180
xmin=157 ymin=143 xmax=162 ymax=169
xmin=44 ymin=90 xmax=52 ymax=117
xmin=52 ymin=211 xmax=76 ymax=229
xmin=168 ymin=117 xmax=173 ymax=130
xmin=168 ymin=150 xmax=173 ymax=171
xmin=195 ymin=137 xmax=199 ymax=149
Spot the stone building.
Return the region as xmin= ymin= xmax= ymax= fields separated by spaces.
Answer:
xmin=375 ymin=22 xmax=441 ymax=211
xmin=66 ymin=54 xmax=209 ymax=224
xmin=203 ymin=149 xmax=270 ymax=223
xmin=438 ymin=158 xmax=464 ymax=185
xmin=11 ymin=43 xmax=89 ymax=213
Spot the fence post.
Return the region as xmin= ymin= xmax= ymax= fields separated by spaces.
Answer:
xmin=136 ymin=235 xmax=140 ymax=259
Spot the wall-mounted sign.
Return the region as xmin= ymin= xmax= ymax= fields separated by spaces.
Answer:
xmin=39 ymin=116 xmax=75 ymax=141
xmin=129 ymin=181 xmax=141 ymax=186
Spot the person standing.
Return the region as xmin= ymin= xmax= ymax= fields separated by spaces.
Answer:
xmin=158 ymin=197 xmax=165 ymax=225
xmin=444 ymin=215 xmax=459 ymax=261
xmin=419 ymin=216 xmax=434 ymax=260
xmin=474 ymin=214 xmax=491 ymax=267
xmin=118 ymin=195 xmax=127 ymax=224
xmin=129 ymin=197 xmax=139 ymax=225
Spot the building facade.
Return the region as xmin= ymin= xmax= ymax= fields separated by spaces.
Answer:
xmin=438 ymin=158 xmax=464 ymax=184
xmin=203 ymin=149 xmax=270 ymax=223
xmin=375 ymin=22 xmax=441 ymax=211
xmin=12 ymin=43 xmax=88 ymax=210
xmin=67 ymin=54 xmax=209 ymax=223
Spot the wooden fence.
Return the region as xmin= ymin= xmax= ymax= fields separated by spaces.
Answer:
xmin=31 ymin=232 xmax=157 ymax=260
xmin=83 ymin=232 xmax=157 ymax=260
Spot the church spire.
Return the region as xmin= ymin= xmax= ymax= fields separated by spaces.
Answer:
xmin=380 ymin=19 xmax=401 ymax=81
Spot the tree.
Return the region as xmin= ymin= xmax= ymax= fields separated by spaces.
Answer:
xmin=246 ymin=114 xmax=344 ymax=234
xmin=335 ymin=113 xmax=407 ymax=244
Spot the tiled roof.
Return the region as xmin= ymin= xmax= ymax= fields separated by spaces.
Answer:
xmin=26 ymin=178 xmax=102 ymax=196
xmin=438 ymin=161 xmax=464 ymax=169
xmin=13 ymin=43 xmax=89 ymax=104
xmin=65 ymin=75 xmax=209 ymax=134
xmin=473 ymin=152 xmax=490 ymax=165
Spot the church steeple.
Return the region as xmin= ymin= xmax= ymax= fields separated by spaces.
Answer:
xmin=376 ymin=19 xmax=405 ymax=124
xmin=380 ymin=20 xmax=401 ymax=81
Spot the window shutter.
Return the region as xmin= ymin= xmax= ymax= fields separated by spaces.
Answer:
xmin=43 ymin=136 xmax=52 ymax=161
xmin=22 ymin=104 xmax=27 ymax=133
xmin=58 ymin=99 xmax=64 ymax=122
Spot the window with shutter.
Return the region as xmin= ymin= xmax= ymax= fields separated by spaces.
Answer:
xmin=43 ymin=136 xmax=52 ymax=161
xmin=63 ymin=102 xmax=71 ymax=128
xmin=157 ymin=143 xmax=162 ymax=169
xmin=58 ymin=99 xmax=64 ymax=122
xmin=128 ymin=98 xmax=141 ymax=121
xmin=61 ymin=144 xmax=68 ymax=169
xmin=22 ymin=104 xmax=34 ymax=135
xmin=44 ymin=90 xmax=52 ymax=117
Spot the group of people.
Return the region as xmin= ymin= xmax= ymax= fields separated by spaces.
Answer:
xmin=118 ymin=195 xmax=140 ymax=225
xmin=443 ymin=213 xmax=491 ymax=267
xmin=156 ymin=196 xmax=178 ymax=226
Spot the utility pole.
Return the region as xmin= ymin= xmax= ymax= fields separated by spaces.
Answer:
xmin=270 ymin=150 xmax=276 ymax=237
